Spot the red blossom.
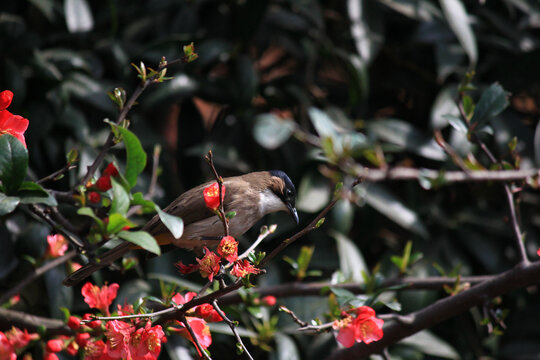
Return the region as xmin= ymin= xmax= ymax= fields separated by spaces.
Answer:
xmin=203 ymin=182 xmax=225 ymax=211
xmin=81 ymin=282 xmax=119 ymax=315
xmin=117 ymin=303 xmax=135 ymax=316
xmin=88 ymin=192 xmax=101 ymax=204
xmin=128 ymin=322 xmax=166 ymax=360
xmin=0 ymin=332 xmax=16 ymax=360
xmin=332 ymin=306 xmax=384 ymax=348
xmin=66 ymin=341 xmax=79 ymax=356
xmin=262 ymin=296 xmax=277 ymax=306
xmin=0 ymin=90 xmax=29 ymax=148
xmin=175 ymin=261 xmax=200 ymax=274
xmin=196 ymin=248 xmax=221 ymax=282
xmin=46 ymin=339 xmax=64 ymax=353
xmin=171 ymin=318 xmax=212 ymax=356
xmin=171 ymin=291 xmax=196 ymax=306
xmin=537 ymin=247 xmax=540 ymax=257
xmin=103 ymin=163 xmax=119 ymax=177
xmin=230 ymin=259 xmax=261 ymax=278
xmin=43 ymin=352 xmax=59 ymax=360
xmin=75 ymin=333 xmax=91 ymax=347
xmin=195 ymin=304 xmax=223 ymax=322
xmin=45 ymin=234 xmax=68 ymax=258
xmin=70 ymin=262 xmax=82 ymax=273
xmin=84 ymin=339 xmax=110 ymax=360
xmin=217 ymin=236 xmax=238 ymax=263
xmin=95 ymin=175 xmax=112 ymax=191
xmin=105 ymin=320 xmax=133 ymax=359
xmin=5 ymin=327 xmax=38 ymax=350
xmin=67 ymin=316 xmax=81 ymax=330
xmin=82 ymin=313 xmax=102 ymax=328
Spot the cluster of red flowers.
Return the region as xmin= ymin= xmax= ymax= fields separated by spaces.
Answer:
xmin=0 ymin=327 xmax=39 ymax=359
xmin=0 ymin=90 xmax=29 ymax=148
xmin=86 ymin=163 xmax=120 ymax=204
xmin=176 ymin=183 xmax=263 ymax=281
xmin=332 ymin=306 xmax=384 ymax=348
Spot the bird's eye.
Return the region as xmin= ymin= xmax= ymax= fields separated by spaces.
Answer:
xmin=286 ymin=189 xmax=292 ymax=197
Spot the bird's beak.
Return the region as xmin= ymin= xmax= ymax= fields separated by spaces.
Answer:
xmin=286 ymin=203 xmax=299 ymax=224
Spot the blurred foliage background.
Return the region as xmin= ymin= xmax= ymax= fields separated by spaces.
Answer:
xmin=2 ymin=0 xmax=540 ymax=359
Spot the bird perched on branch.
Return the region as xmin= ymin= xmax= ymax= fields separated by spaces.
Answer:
xmin=63 ymin=170 xmax=298 ymax=286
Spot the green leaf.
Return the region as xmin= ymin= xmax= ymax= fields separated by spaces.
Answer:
xmin=106 ymin=213 xmax=135 ymax=234
xmin=400 ymin=330 xmax=460 ymax=359
xmin=439 ymin=0 xmax=477 ymax=67
xmin=17 ymin=182 xmax=58 ymax=206
xmin=131 ymin=192 xmax=156 ymax=213
xmin=77 ymin=207 xmax=105 ymax=231
xmin=0 ymin=135 xmax=28 ymax=194
xmin=117 ymin=127 xmax=147 ymax=189
xmin=470 ymin=83 xmax=510 ymax=127
xmin=156 ymin=207 xmax=184 ymax=239
xmin=331 ymin=230 xmax=368 ymax=283
xmin=253 ymin=113 xmax=294 ymax=150
xmin=118 ymin=231 xmax=161 ymax=256
xmin=0 ymin=193 xmax=20 ymax=216
xmin=110 ymin=178 xmax=129 ymax=216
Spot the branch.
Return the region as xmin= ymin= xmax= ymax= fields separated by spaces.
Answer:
xmin=212 ymin=300 xmax=254 ymax=360
xmin=0 ymin=250 xmax=77 ymax=304
xmin=326 ymin=261 xmax=540 ymax=359
xmin=0 ymin=308 xmax=72 ymax=336
xmin=217 ymin=275 xmax=494 ymax=305
xmin=205 ymin=150 xmax=229 ymax=236
xmin=180 ymin=314 xmax=212 ymax=360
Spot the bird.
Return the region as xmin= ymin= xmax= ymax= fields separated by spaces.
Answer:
xmin=63 ymin=170 xmax=298 ymax=286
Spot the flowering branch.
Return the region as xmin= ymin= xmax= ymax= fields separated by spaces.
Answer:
xmin=205 ymin=150 xmax=229 ymax=236
xmin=326 ymin=260 xmax=540 ymax=359
xmin=179 ymin=314 xmax=212 ymax=360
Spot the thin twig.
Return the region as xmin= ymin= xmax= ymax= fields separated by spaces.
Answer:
xmin=0 ymin=250 xmax=76 ymax=304
xmin=36 ymin=164 xmax=77 ymax=184
xmin=212 ymin=300 xmax=254 ymax=360
xmin=235 ymin=225 xmax=277 ymax=263
xmin=82 ymin=304 xmax=183 ymax=322
xmin=180 ymin=314 xmax=212 ymax=360
xmin=145 ymin=144 xmax=162 ymax=200
xmin=28 ymin=205 xmax=85 ymax=249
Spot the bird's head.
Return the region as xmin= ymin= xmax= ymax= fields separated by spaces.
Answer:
xmin=267 ymin=170 xmax=299 ymax=224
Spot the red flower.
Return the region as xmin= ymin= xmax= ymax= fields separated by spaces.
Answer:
xmin=196 ymin=248 xmax=221 ymax=282
xmin=262 ymin=296 xmax=277 ymax=306
xmin=171 ymin=291 xmax=196 ymax=306
xmin=81 ymin=282 xmax=119 ymax=315
xmin=195 ymin=304 xmax=223 ymax=322
xmin=332 ymin=306 xmax=384 ymax=348
xmin=217 ymin=236 xmax=238 ymax=263
xmin=105 ymin=320 xmax=133 ymax=359
xmin=66 ymin=341 xmax=79 ymax=356
xmin=203 ymin=182 xmax=225 ymax=211
xmin=75 ymin=332 xmax=91 ymax=347
xmin=95 ymin=175 xmax=112 ymax=191
xmin=230 ymin=259 xmax=261 ymax=278
xmin=175 ymin=261 xmax=200 ymax=275
xmin=537 ymin=247 xmax=540 ymax=257
xmin=0 ymin=332 xmax=16 ymax=360
xmin=67 ymin=316 xmax=81 ymax=330
xmin=82 ymin=313 xmax=102 ymax=328
xmin=43 ymin=352 xmax=59 ymax=360
xmin=0 ymin=90 xmax=29 ymax=148
xmin=5 ymin=327 xmax=38 ymax=350
xmin=170 ymin=318 xmax=212 ymax=356
xmin=128 ymin=322 xmax=166 ymax=360
xmin=46 ymin=339 xmax=64 ymax=353
xmin=83 ymin=339 xmax=110 ymax=360
xmin=70 ymin=262 xmax=82 ymax=273
xmin=116 ymin=303 xmax=135 ymax=316
xmin=45 ymin=234 xmax=68 ymax=258
xmin=103 ymin=163 xmax=119 ymax=177
xmin=88 ymin=191 xmax=101 ymax=204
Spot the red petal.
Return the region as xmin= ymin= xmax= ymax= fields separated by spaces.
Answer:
xmin=336 ymin=325 xmax=356 ymax=348
xmin=0 ymin=90 xmax=13 ymax=111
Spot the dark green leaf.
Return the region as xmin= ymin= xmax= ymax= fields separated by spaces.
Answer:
xmin=440 ymin=0 xmax=477 ymax=66
xmin=470 ymin=83 xmax=510 ymax=127
xmin=156 ymin=207 xmax=184 ymax=239
xmin=117 ymin=127 xmax=147 ymax=189
xmin=17 ymin=182 xmax=57 ymax=206
xmin=118 ymin=231 xmax=160 ymax=256
xmin=0 ymin=135 xmax=28 ymax=194
xmin=110 ymin=178 xmax=129 ymax=216
xmin=77 ymin=207 xmax=105 ymax=231
xmin=0 ymin=193 xmax=20 ymax=216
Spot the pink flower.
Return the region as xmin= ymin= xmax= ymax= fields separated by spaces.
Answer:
xmin=196 ymin=248 xmax=221 ymax=282
xmin=332 ymin=306 xmax=384 ymax=348
xmin=81 ymin=282 xmax=119 ymax=315
xmin=217 ymin=236 xmax=238 ymax=263
xmin=83 ymin=339 xmax=110 ymax=360
xmin=75 ymin=333 xmax=91 ymax=347
xmin=105 ymin=320 xmax=133 ymax=359
xmin=230 ymin=259 xmax=261 ymax=278
xmin=82 ymin=313 xmax=102 ymax=328
xmin=203 ymin=182 xmax=225 ymax=211
xmin=45 ymin=234 xmax=68 ymax=258
xmin=171 ymin=291 xmax=196 ymax=306
xmin=0 ymin=90 xmax=29 ymax=148
xmin=262 ymin=296 xmax=277 ymax=306
xmin=128 ymin=322 xmax=166 ymax=360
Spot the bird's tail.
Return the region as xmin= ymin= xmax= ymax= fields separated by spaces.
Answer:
xmin=62 ymin=242 xmax=133 ymax=287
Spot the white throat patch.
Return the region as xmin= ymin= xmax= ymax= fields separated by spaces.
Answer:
xmin=258 ymin=189 xmax=287 ymax=216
